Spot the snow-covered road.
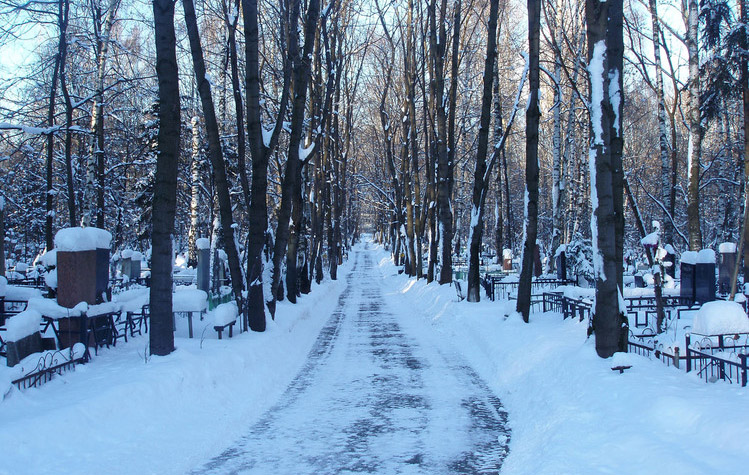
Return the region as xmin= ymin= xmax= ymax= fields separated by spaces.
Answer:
xmin=194 ymin=245 xmax=510 ymax=474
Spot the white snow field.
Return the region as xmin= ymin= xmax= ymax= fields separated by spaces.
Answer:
xmin=1 ymin=239 xmax=749 ymax=474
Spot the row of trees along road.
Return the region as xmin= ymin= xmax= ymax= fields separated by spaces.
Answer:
xmin=2 ymin=0 xmax=749 ymax=358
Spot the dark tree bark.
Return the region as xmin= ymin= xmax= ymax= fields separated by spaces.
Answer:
xmin=466 ymin=0 xmax=500 ymax=302
xmin=150 ymin=0 xmax=180 ymax=356
xmin=182 ymin=0 xmax=245 ymax=314
xmin=516 ymin=0 xmax=541 ymax=322
xmin=58 ymin=0 xmax=75 ymax=227
xmin=586 ymin=0 xmax=627 ymax=358
xmin=686 ymin=0 xmax=703 ymax=250
xmin=242 ymin=0 xmax=292 ymax=331
xmin=269 ymin=0 xmax=323 ymax=317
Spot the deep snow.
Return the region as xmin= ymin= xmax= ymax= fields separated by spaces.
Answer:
xmin=1 ymin=240 xmax=748 ymax=474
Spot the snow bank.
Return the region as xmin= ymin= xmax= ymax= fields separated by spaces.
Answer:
xmin=212 ymin=302 xmax=238 ymax=326
xmin=692 ymin=301 xmax=749 ymax=335
xmin=680 ymin=251 xmax=699 ymax=265
xmin=27 ymin=298 xmax=87 ymax=319
xmin=4 ymin=309 xmax=42 ymax=342
xmin=54 ymin=227 xmax=112 ymax=252
xmin=697 ymin=249 xmax=716 ymax=264
xmin=719 ymin=242 xmax=737 ymax=254
xmin=172 ymin=288 xmax=208 ymax=312
xmin=196 ymin=238 xmax=210 ymax=250
xmin=4 ymin=285 xmax=42 ymax=300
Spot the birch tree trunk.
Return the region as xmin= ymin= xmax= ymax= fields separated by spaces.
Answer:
xmin=187 ymin=116 xmax=202 ymax=268
xmin=686 ymin=0 xmax=703 ymax=250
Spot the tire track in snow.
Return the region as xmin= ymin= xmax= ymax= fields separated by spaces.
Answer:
xmin=194 ymin=244 xmax=510 ymax=474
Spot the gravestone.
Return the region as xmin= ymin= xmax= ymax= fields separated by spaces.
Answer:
xmin=533 ymin=244 xmax=542 ymax=277
xmin=718 ymin=242 xmax=737 ymax=295
xmin=502 ymin=249 xmax=512 ymax=271
xmin=680 ymin=251 xmax=697 ymax=303
xmin=556 ymin=251 xmax=567 ymax=280
xmin=120 ymin=251 xmax=132 ymax=281
xmin=55 ymin=227 xmax=111 ymax=308
xmin=196 ymin=238 xmax=210 ymax=293
xmin=130 ymin=251 xmax=143 ymax=281
xmin=664 ymin=245 xmax=676 ymax=279
xmin=695 ymin=249 xmax=716 ymax=303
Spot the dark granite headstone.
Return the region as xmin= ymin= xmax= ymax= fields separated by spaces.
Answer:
xmin=680 ymin=262 xmax=695 ymax=302
xmin=6 ymin=331 xmax=42 ymax=367
xmin=634 ymin=274 xmax=645 ymax=288
xmin=96 ymin=248 xmax=109 ymax=303
xmin=719 ymin=251 xmax=737 ymax=295
xmin=197 ymin=248 xmax=210 ymax=293
xmin=121 ymin=257 xmax=131 ymax=280
xmin=695 ymin=262 xmax=716 ymax=303
xmin=556 ymin=252 xmax=567 ymax=280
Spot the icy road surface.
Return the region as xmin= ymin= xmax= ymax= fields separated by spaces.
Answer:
xmin=195 ymin=245 xmax=510 ymax=474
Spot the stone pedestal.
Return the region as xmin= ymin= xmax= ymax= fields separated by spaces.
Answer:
xmin=57 ymin=250 xmax=97 ymax=308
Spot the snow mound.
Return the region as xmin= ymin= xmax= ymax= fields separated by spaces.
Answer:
xmin=692 ymin=301 xmax=749 ymax=335
xmin=213 ymin=302 xmax=238 ymax=326
xmin=54 ymin=227 xmax=112 ymax=251
xmin=5 ymin=309 xmax=42 ymax=342
xmin=38 ymin=249 xmax=57 ymax=267
xmin=173 ymin=289 xmax=208 ymax=312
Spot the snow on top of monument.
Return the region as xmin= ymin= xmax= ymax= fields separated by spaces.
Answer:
xmin=692 ymin=301 xmax=749 ymax=335
xmin=196 ymin=237 xmax=211 ymax=250
xmin=38 ymin=249 xmax=57 ymax=267
xmin=120 ymin=249 xmax=134 ymax=259
xmin=719 ymin=242 xmax=737 ymax=253
xmin=680 ymin=250 xmax=699 ymax=265
xmin=503 ymin=249 xmax=512 ymax=259
xmin=212 ymin=302 xmax=238 ymax=326
xmin=87 ymin=301 xmax=123 ymax=317
xmin=28 ymin=297 xmax=87 ymax=319
xmin=173 ymin=288 xmax=208 ymax=312
xmin=4 ymin=309 xmax=42 ymax=342
xmin=640 ymin=231 xmax=659 ymax=247
xmin=0 ymin=275 xmax=6 ymax=297
xmin=54 ymin=227 xmax=112 ymax=251
xmin=697 ymin=249 xmax=716 ymax=264
xmin=130 ymin=251 xmax=143 ymax=261
xmin=554 ymin=244 xmax=566 ymax=257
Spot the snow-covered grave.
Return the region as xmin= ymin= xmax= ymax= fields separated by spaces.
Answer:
xmin=691 ymin=301 xmax=749 ymax=336
xmin=54 ymin=226 xmax=112 ymax=307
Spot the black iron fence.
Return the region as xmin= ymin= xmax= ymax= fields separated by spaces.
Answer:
xmin=541 ymin=292 xmax=592 ymax=322
xmin=484 ymin=275 xmax=575 ymax=301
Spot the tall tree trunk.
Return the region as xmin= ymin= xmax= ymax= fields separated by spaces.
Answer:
xmin=187 ymin=117 xmax=202 ymax=268
xmin=183 ymin=0 xmax=246 ymax=314
xmin=0 ymin=197 xmax=5 ymax=277
xmin=648 ymin=0 xmax=671 ymax=245
xmin=242 ymin=0 xmax=292 ymax=331
xmin=517 ymin=0 xmax=541 ymax=322
xmin=740 ymin=0 xmax=749 ymax=283
xmin=59 ymin=1 xmax=75 ymax=227
xmin=466 ymin=0 xmax=499 ymax=302
xmin=270 ymin=0 xmax=323 ymax=316
xmin=686 ymin=0 xmax=703 ymax=250
xmin=550 ymin=4 xmax=563 ymax=268
xmin=586 ymin=0 xmax=627 ymax=358
xmin=150 ymin=0 xmax=180 ymax=356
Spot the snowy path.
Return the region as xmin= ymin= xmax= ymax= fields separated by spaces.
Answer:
xmin=194 ymin=245 xmax=510 ymax=474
